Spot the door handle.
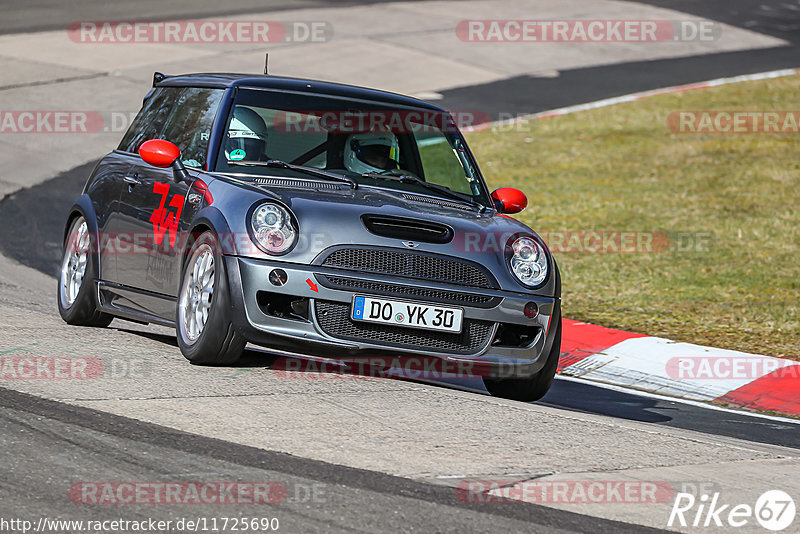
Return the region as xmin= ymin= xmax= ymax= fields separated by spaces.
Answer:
xmin=123 ymin=174 xmax=141 ymax=186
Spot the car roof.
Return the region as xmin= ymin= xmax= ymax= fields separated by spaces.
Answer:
xmin=156 ymin=73 xmax=446 ymax=112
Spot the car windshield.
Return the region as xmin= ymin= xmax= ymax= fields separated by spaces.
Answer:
xmin=214 ymin=88 xmax=490 ymax=206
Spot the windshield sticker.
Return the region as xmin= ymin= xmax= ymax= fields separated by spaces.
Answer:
xmin=229 ymin=149 xmax=246 ymax=161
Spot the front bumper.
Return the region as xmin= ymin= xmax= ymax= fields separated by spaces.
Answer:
xmin=225 ymin=255 xmax=559 ymax=377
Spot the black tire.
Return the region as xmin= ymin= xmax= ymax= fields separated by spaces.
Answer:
xmin=176 ymin=231 xmax=245 ymax=365
xmin=483 ymin=307 xmax=562 ymax=402
xmin=57 ymin=215 xmax=114 ymax=327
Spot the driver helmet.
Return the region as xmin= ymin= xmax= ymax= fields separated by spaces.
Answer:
xmin=344 ymin=132 xmax=400 ymax=174
xmin=225 ymin=106 xmax=268 ymax=161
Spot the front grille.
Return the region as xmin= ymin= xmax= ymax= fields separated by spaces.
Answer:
xmin=320 ymin=248 xmax=494 ymax=288
xmin=320 ymin=275 xmax=499 ymax=307
xmin=315 ymin=301 xmax=493 ymax=354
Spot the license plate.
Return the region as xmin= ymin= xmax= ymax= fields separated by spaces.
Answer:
xmin=351 ymin=295 xmax=463 ymax=334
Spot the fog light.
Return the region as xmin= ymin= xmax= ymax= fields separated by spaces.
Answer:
xmin=523 ymin=302 xmax=539 ymax=318
xmin=269 ymin=269 xmax=288 ymax=286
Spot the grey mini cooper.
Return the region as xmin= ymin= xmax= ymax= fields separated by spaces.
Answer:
xmin=58 ymin=72 xmax=561 ymax=401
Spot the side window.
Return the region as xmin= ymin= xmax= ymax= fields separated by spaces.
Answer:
xmin=160 ymin=87 xmax=224 ymax=169
xmin=118 ymin=87 xmax=183 ymax=153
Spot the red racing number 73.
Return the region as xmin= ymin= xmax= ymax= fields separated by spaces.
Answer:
xmin=149 ymin=182 xmax=185 ymax=248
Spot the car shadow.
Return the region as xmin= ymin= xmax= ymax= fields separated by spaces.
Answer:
xmin=539 ymin=379 xmax=673 ymax=423
xmin=113 ymin=327 xmax=178 ymax=347
xmin=113 ymin=325 xmax=673 ymax=423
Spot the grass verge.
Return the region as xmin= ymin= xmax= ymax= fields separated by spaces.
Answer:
xmin=468 ymin=74 xmax=800 ymax=360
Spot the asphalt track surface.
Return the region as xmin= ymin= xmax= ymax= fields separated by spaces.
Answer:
xmin=3 ymin=0 xmax=799 ymax=120
xmin=2 ymin=387 xmax=661 ymax=533
xmin=439 ymin=0 xmax=800 ymax=119
xmin=0 ymin=0 xmax=413 ymax=35
xmin=2 ymin=1 xmax=800 ymax=532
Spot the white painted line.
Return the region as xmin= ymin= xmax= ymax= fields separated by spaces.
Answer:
xmin=555 ymin=375 xmax=800 ymax=425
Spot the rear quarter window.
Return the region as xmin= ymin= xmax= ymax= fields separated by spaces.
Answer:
xmin=117 ymin=87 xmax=183 ymax=153
xmin=160 ymin=87 xmax=224 ymax=169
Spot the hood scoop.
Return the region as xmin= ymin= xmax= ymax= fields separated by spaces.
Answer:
xmin=361 ymin=214 xmax=454 ymax=244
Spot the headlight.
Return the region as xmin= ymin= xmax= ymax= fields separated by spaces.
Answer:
xmin=250 ymin=203 xmax=297 ymax=254
xmin=509 ymin=236 xmax=548 ymax=287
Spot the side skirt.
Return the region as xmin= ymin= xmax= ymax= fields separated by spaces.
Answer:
xmin=96 ymin=281 xmax=177 ymax=328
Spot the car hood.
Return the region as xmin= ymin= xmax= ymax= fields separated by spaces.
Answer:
xmin=205 ymin=176 xmax=553 ymax=295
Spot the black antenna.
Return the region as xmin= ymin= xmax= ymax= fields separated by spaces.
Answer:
xmin=264 ymin=53 xmax=269 ymax=75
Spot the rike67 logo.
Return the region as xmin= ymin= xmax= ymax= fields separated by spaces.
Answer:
xmin=669 ymin=490 xmax=796 ymax=531
xmin=149 ymin=182 xmax=184 ymax=248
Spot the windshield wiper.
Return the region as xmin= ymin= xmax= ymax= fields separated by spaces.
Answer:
xmin=229 ymin=159 xmax=357 ymax=189
xmin=361 ymin=172 xmax=481 ymax=209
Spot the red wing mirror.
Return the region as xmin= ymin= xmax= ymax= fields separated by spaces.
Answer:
xmin=491 ymin=187 xmax=527 ymax=214
xmin=139 ymin=139 xmax=181 ymax=168
xmin=138 ymin=139 xmax=190 ymax=183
